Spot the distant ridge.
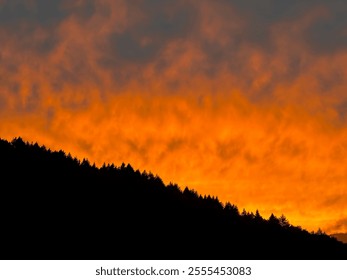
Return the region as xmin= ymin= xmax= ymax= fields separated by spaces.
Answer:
xmin=331 ymin=233 xmax=347 ymax=244
xmin=0 ymin=137 xmax=347 ymax=260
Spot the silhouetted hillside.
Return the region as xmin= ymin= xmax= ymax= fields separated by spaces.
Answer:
xmin=0 ymin=137 xmax=346 ymax=259
xmin=331 ymin=233 xmax=347 ymax=244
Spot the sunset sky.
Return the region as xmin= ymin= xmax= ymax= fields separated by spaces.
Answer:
xmin=1 ymin=0 xmax=347 ymax=234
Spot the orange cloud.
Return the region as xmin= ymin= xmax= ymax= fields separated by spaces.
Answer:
xmin=1 ymin=0 xmax=347 ymax=233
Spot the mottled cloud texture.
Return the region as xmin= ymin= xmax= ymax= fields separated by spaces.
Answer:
xmin=1 ymin=0 xmax=347 ymax=233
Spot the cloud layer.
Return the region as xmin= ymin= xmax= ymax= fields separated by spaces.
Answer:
xmin=1 ymin=0 xmax=347 ymax=232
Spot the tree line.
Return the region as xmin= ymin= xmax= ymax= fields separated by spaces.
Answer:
xmin=0 ymin=137 xmax=346 ymax=259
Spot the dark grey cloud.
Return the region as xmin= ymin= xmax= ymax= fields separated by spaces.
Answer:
xmin=96 ymin=0 xmax=197 ymax=89
xmin=181 ymin=0 xmax=345 ymax=63
xmin=230 ymin=0 xmax=310 ymax=22
xmin=102 ymin=0 xmax=196 ymax=65
xmin=230 ymin=0 xmax=347 ymax=54
xmin=1 ymin=0 xmax=347 ymax=101
xmin=0 ymin=0 xmax=97 ymax=56
xmin=65 ymin=0 xmax=96 ymax=20
xmin=0 ymin=1 xmax=65 ymax=56
xmin=307 ymin=12 xmax=347 ymax=54
xmin=1 ymin=0 xmax=346 ymax=58
xmin=0 ymin=0 xmax=67 ymax=25
xmin=109 ymin=32 xmax=159 ymax=64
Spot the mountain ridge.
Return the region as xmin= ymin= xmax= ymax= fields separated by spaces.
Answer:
xmin=0 ymin=137 xmax=346 ymax=259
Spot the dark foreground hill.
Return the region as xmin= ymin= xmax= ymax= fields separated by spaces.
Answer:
xmin=1 ymin=137 xmax=346 ymax=259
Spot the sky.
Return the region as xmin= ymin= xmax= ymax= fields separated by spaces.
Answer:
xmin=1 ymin=0 xmax=347 ymax=234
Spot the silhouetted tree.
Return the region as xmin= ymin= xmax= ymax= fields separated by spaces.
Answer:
xmin=268 ymin=213 xmax=280 ymax=226
xmin=254 ymin=210 xmax=264 ymax=222
xmin=279 ymin=214 xmax=290 ymax=228
xmin=224 ymin=202 xmax=239 ymax=217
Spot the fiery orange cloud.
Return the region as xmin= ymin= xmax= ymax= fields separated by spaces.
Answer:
xmin=1 ymin=0 xmax=347 ymax=234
